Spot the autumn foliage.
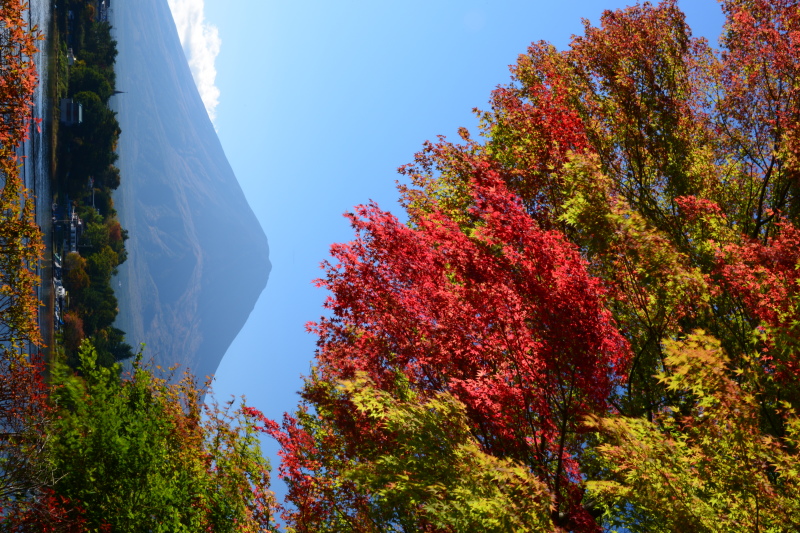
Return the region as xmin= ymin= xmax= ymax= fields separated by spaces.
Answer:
xmin=268 ymin=1 xmax=800 ymax=531
xmin=0 ymin=0 xmax=55 ymax=527
xmin=7 ymin=0 xmax=800 ymax=530
xmin=36 ymin=342 xmax=279 ymax=533
xmin=0 ymin=0 xmax=44 ymax=348
xmin=0 ymin=1 xmax=281 ymax=530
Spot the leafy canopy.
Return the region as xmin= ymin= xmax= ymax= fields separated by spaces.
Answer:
xmin=268 ymin=1 xmax=800 ymax=531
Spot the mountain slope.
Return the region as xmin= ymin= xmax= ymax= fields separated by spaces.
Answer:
xmin=111 ymin=0 xmax=270 ymax=380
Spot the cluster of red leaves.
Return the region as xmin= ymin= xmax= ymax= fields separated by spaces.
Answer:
xmin=720 ymin=223 xmax=800 ymax=330
xmin=0 ymin=0 xmax=40 ymax=149
xmin=718 ymin=222 xmax=800 ymax=384
xmin=290 ymin=166 xmax=628 ymax=527
xmin=0 ymin=350 xmax=60 ymax=530
xmin=248 ymin=406 xmax=335 ymax=528
xmin=716 ymin=0 xmax=800 ymax=234
xmin=483 ymin=43 xmax=590 ymax=218
xmin=720 ymin=0 xmax=800 ymax=137
xmin=674 ymin=195 xmax=725 ymax=223
xmin=0 ymin=488 xmax=100 ymax=533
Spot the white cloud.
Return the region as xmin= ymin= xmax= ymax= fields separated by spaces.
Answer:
xmin=167 ymin=0 xmax=221 ymax=122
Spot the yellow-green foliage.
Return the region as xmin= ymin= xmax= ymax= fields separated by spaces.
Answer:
xmin=342 ymin=375 xmax=554 ymax=532
xmin=587 ymin=332 xmax=800 ymax=532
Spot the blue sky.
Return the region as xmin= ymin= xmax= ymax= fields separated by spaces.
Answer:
xmin=166 ymin=0 xmax=726 ymax=489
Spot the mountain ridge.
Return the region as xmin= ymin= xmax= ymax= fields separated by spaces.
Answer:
xmin=111 ymin=0 xmax=270 ymax=380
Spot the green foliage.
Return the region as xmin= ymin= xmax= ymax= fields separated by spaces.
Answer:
xmin=92 ymin=326 xmax=134 ymax=367
xmin=81 ymin=20 xmax=117 ymax=80
xmin=63 ymin=208 xmax=130 ymax=364
xmin=69 ymin=90 xmax=120 ymax=180
xmin=342 ymin=375 xmax=554 ymax=532
xmin=96 ymin=164 xmax=121 ymax=191
xmin=587 ymin=331 xmax=800 ymax=531
xmin=48 ymin=341 xmax=278 ymax=532
xmin=68 ymin=64 xmax=113 ymax=103
xmin=268 ymin=372 xmax=553 ymax=532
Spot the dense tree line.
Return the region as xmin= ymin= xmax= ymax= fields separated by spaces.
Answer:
xmin=56 ymin=0 xmax=131 ymax=367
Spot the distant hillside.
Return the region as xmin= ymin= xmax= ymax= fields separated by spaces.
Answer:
xmin=111 ymin=0 xmax=270 ymax=380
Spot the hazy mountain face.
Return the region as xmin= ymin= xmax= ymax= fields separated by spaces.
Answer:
xmin=112 ymin=0 xmax=270 ymax=380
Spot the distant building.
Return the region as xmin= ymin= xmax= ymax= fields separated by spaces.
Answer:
xmin=69 ymin=208 xmax=83 ymax=253
xmin=60 ymin=98 xmax=83 ymax=126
